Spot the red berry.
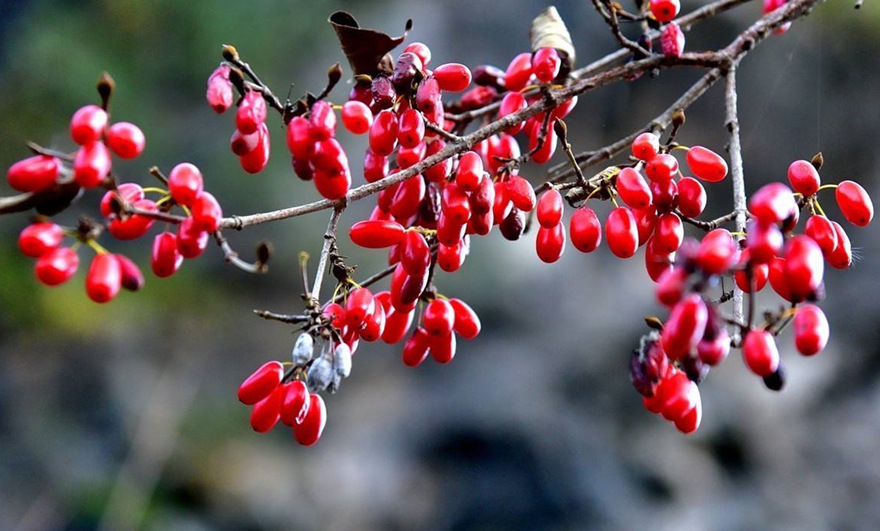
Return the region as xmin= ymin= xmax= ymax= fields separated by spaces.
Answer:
xmin=105 ymin=122 xmax=145 ymax=159
xmin=177 ymin=216 xmax=209 ymax=259
xmin=528 ymin=122 xmax=557 ymax=164
xmin=116 ymin=254 xmax=144 ymax=292
xmin=536 ymin=223 xmax=566 ymax=263
xmin=73 ymin=141 xmax=112 ymax=188
xmin=6 ymin=155 xmax=61 ymax=193
xmin=389 ymin=175 xmax=424 ymax=219
xmin=322 ymin=302 xmax=347 ymax=331
xmin=437 ymin=214 xmax=467 ymax=246
xmin=749 ymin=183 xmax=797 ymax=225
xmin=236 ymin=91 xmax=267 ymax=135
xmin=313 ymin=167 xmax=351 ymax=201
xmin=415 ymin=77 xmax=442 ymax=114
xmin=151 ymin=231 xmax=183 ymax=278
xmin=677 ymin=177 xmax=707 ymax=218
xmin=498 ymin=92 xmax=527 ymax=135
xmin=532 ymin=47 xmax=561 ymax=84
xmin=168 ymin=163 xmax=204 ymax=206
xmin=656 ymin=266 xmax=688 ymax=307
xmin=100 ymin=183 xmax=143 ymax=218
xmin=293 ymin=394 xmax=326 ymax=446
xmin=429 ymin=331 xmax=456 ymax=364
xmin=286 ymin=116 xmax=315 ymax=161
xmin=441 ymin=181 xmax=472 ymax=225
xmin=206 ymin=65 xmax=234 ymax=114
xmin=70 ymin=104 xmax=107 ymax=145
xmin=768 ymin=256 xmax=792 ymax=301
xmin=784 ymin=235 xmax=824 ymax=302
xmin=835 ymin=180 xmax=873 ymax=227
xmin=85 ymin=253 xmax=122 ymax=303
xmin=506 ymin=175 xmax=537 ymax=212
xmin=424 ymin=140 xmax=452 ymax=182
xmin=745 ymin=220 xmax=783 ymax=264
xmin=397 ymin=109 xmax=425 ymax=149
xmin=19 ymin=222 xmax=64 ymax=258
xmin=650 ymin=178 xmax=679 ymax=212
xmin=239 ymin=123 xmax=271 ymax=174
xmin=742 ymin=329 xmax=780 ymax=377
xmin=349 ymin=220 xmax=405 ymax=249
xmin=696 ymin=228 xmax=737 ymax=275
xmin=280 ymin=381 xmax=311 ymax=426
xmin=456 ymin=151 xmax=484 ymax=192
xmin=35 ymin=247 xmax=79 ymax=286
xmin=826 ymin=221 xmax=852 ymax=269
xmin=605 ymin=207 xmax=638 ymax=258
xmin=341 ymin=100 xmax=373 ymax=135
xmin=400 ymin=231 xmax=431 ymax=277
xmin=438 ymin=241 xmax=467 ymax=272
xmin=616 ymin=167 xmax=653 ymax=210
xmin=734 ymin=249 xmax=769 ymax=293
xmin=363 ymin=149 xmax=389 ymax=183
xmin=787 ymin=160 xmax=820 ymax=196
xmin=661 ymin=294 xmax=708 ymax=361
xmin=404 ymin=42 xmax=432 ymax=68
xmin=645 ymin=153 xmax=679 ymax=183
xmin=661 ymin=22 xmax=685 ymax=58
xmin=686 ymin=146 xmax=728 ymax=183
xmin=360 ymin=303 xmax=387 ymax=342
xmin=433 ymin=63 xmax=472 ymax=92
xmin=634 ymin=207 xmax=658 ymax=246
xmin=654 ymin=213 xmax=683 ymax=253
xmin=804 ymin=215 xmax=837 ymax=255
xmin=108 ymin=198 xmax=156 ymax=240
xmin=309 ymin=100 xmax=336 ymax=141
xmin=402 ymin=327 xmax=431 ymax=367
xmin=382 ymin=305 xmax=415 ymax=344
xmin=504 ymin=53 xmax=533 ymax=92
xmin=793 ymin=304 xmax=829 ymax=356
xmin=650 ymin=0 xmax=680 ymax=23
xmin=644 ymin=238 xmax=674 ymax=282
xmin=674 ymin=396 xmax=701 ymax=434
xmin=631 ymin=133 xmax=660 ymax=161
xmin=536 ymin=188 xmax=564 ymax=228
xmin=231 ymin=128 xmax=260 ymax=156
xmin=449 ymin=298 xmax=481 ymax=340
xmin=698 ymin=328 xmax=730 ymax=366
xmin=423 ymin=299 xmax=455 ymax=336
xmin=237 ymin=361 xmax=284 ymax=405
xmin=346 ymin=287 xmax=375 ymax=328
xmin=190 ymin=192 xmax=222 ymax=233
xmin=657 ymin=371 xmax=697 ymax=421
xmin=369 ymin=110 xmax=399 ymax=156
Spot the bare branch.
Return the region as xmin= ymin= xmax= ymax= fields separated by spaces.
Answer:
xmin=725 ymin=67 xmax=748 ymax=333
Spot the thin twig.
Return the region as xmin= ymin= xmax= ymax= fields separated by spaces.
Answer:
xmin=310 ymin=207 xmax=344 ymax=302
xmin=425 ymin=120 xmax=463 ymax=143
xmin=677 ymin=209 xmax=744 ymax=232
xmin=224 ymin=48 xmax=286 ymax=114
xmin=725 ymin=66 xmax=748 ymax=333
xmin=213 ymin=229 xmax=267 ymax=273
xmin=253 ymin=309 xmax=309 ymax=323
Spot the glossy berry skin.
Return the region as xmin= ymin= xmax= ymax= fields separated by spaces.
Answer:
xmin=6 ymin=155 xmax=61 ymax=193
xmin=698 ymin=328 xmax=730 ymax=367
xmin=456 ymin=151 xmax=484 ymax=192
xmin=423 ymin=299 xmax=455 ymax=336
xmin=108 ymin=198 xmax=157 ymax=240
xmin=397 ymin=109 xmax=425 ymax=149
xmin=784 ymin=235 xmax=824 ymax=302
xmin=433 ymin=63 xmax=472 ymax=92
xmin=429 ymin=331 xmax=457 ymax=364
xmin=827 ymin=221 xmax=852 ymax=269
xmin=506 ymin=175 xmax=537 ymax=212
xmin=177 ymin=217 xmax=209 ymax=259
xmin=605 ymin=207 xmax=638 ymax=259
xmin=346 ymin=287 xmax=375 ymax=328
xmin=70 ymin=104 xmax=108 ymax=145
xmin=804 ymin=215 xmax=837 ymax=255
xmin=616 ymin=168 xmax=653 ymax=210
xmin=442 ymin=182 xmax=471 ymax=225
xmin=498 ymin=92 xmax=527 ymax=135
xmin=294 ymin=394 xmax=326 ymax=446
xmin=236 ymin=91 xmax=267 ymax=135
xmin=85 ymin=253 xmax=122 ymax=303
xmin=369 ymin=110 xmax=399 ymax=156
xmin=645 ymin=154 xmax=679 ymax=183
xmin=632 ymin=133 xmax=660 ymax=161
xmin=341 ymin=100 xmax=372 ymax=135
xmin=402 ymin=328 xmax=431 ymax=367
xmin=400 ymin=231 xmax=431 ymax=277
xmin=634 ymin=207 xmax=658 ymax=246
xmin=787 ymin=160 xmax=820 ymax=196
xmin=191 ymin=192 xmax=222 ymax=233
xmin=238 ymin=361 xmax=284 ymax=405
xmin=404 ymin=42 xmax=432 ymax=68
xmin=673 ymin=177 xmax=704 ymax=218
xmin=438 ymin=241 xmax=466 ymax=272
xmin=105 ymin=122 xmax=146 ymax=159
xmin=250 ymin=385 xmax=285 ymax=433
xmin=35 ymin=247 xmax=79 ymax=286
xmin=382 ymin=306 xmax=415 ymax=344
xmin=749 ymin=183 xmax=797 ymax=225
xmin=768 ymin=257 xmax=792 ymax=301
xmin=650 ymin=178 xmax=678 ymax=213
xmin=794 ymin=304 xmax=829 ymax=356
xmin=734 ymin=249 xmax=769 ymax=293
xmin=661 ymin=22 xmax=685 ymax=58
xmin=101 ymin=183 xmax=144 ymax=217
xmin=686 ymin=146 xmax=728 ymax=183
xmin=644 ymin=240 xmax=673 ymax=282
xmin=532 ymin=47 xmax=561 ymax=84
xmin=529 ymin=123 xmax=557 ymax=164
xmin=655 ymin=267 xmax=687 ymax=307
xmin=19 ymin=223 xmax=64 ymax=258
xmin=696 ymin=229 xmax=737 ymax=275
xmin=206 ymin=65 xmax=234 ymax=114
xmin=504 ymin=53 xmax=533 ymax=92
xmin=536 ymin=188 xmax=563 ymax=228
xmin=116 ymin=254 xmax=145 ymax=292
xmin=536 ymin=223 xmax=566 ymax=263
xmin=168 ymin=163 xmax=204 ymax=206
xmin=349 ymin=220 xmax=405 ymax=249
xmin=661 ymin=294 xmax=708 ymax=361
xmin=286 ymin=116 xmax=315 ymax=161
xmin=280 ymin=381 xmax=311 ymax=426
xmin=309 ymin=100 xmax=336 ymax=141
xmin=742 ymin=329 xmax=780 ymax=377
xmin=745 ymin=220 xmax=783 ymax=264
xmin=449 ymin=298 xmax=481 ymax=339
xmin=650 ymin=0 xmax=680 ymax=23
xmin=654 ymin=213 xmax=684 ymax=253
xmin=73 ymin=141 xmax=112 ymax=188
xmin=151 ymin=232 xmax=183 ymax=278
xmin=239 ymin=123 xmax=270 ymax=174
xmin=836 ymin=180 xmax=873 ymax=227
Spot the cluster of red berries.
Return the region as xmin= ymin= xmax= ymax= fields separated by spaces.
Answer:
xmin=207 ymin=64 xmax=271 ymax=174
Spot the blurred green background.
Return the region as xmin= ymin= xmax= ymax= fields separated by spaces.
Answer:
xmin=1 ymin=0 xmax=879 ymax=529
